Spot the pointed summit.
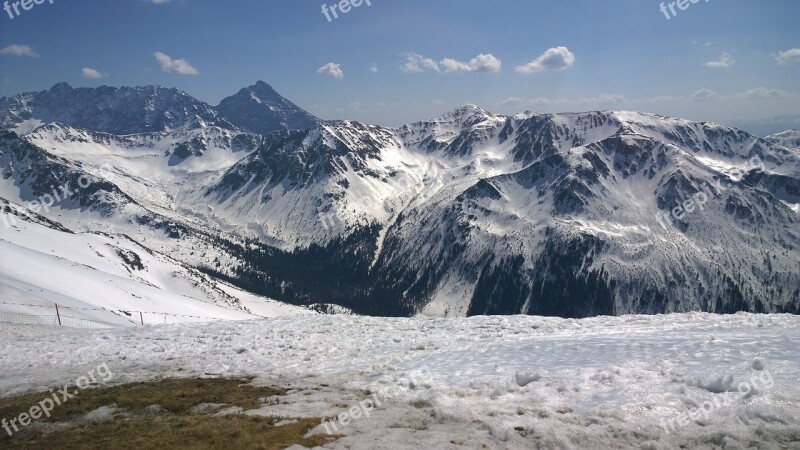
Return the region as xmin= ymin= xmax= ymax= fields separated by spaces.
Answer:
xmin=451 ymin=104 xmax=492 ymax=117
xmin=215 ymin=81 xmax=320 ymax=135
xmin=251 ymin=80 xmax=275 ymax=93
xmin=430 ymin=104 xmax=499 ymax=128
xmin=49 ymin=82 xmax=73 ymax=92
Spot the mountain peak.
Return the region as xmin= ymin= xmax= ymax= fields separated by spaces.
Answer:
xmin=243 ymin=81 xmax=278 ymax=98
xmin=454 ymin=104 xmax=491 ymax=115
xmin=215 ymin=82 xmax=320 ymax=135
xmin=49 ymin=82 xmax=73 ymax=92
xmin=429 ymin=104 xmax=499 ymax=127
xmin=252 ymin=80 xmax=273 ymax=90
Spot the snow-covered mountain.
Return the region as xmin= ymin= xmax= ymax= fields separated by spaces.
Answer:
xmin=0 ymin=83 xmax=236 ymax=135
xmin=767 ymin=130 xmax=800 ymax=149
xmin=0 ymin=125 xmax=313 ymax=322
xmin=1 ymin=83 xmax=798 ymax=319
xmin=215 ymin=81 xmax=320 ymax=135
xmin=0 ymin=81 xmax=319 ymax=136
xmin=0 ymin=202 xmax=314 ymax=324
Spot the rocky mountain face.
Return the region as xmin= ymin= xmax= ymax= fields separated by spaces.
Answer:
xmin=214 ymin=81 xmax=320 ymax=135
xmin=0 ymin=83 xmax=236 ymax=135
xmin=767 ymin=130 xmax=800 ymax=149
xmin=1 ymin=83 xmax=798 ymax=318
xmin=0 ymin=80 xmax=318 ymax=136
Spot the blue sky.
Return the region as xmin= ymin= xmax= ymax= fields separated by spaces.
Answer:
xmin=0 ymin=0 xmax=798 ymax=130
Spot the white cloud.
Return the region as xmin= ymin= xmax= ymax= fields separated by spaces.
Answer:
xmin=703 ymin=53 xmax=735 ymax=68
xmin=515 ymin=47 xmax=575 ymax=74
xmin=439 ymin=53 xmax=501 ymax=73
xmin=81 ymin=68 xmax=109 ymax=79
xmin=691 ymin=89 xmax=720 ymax=102
xmin=576 ymin=94 xmax=627 ymax=105
xmin=498 ymin=97 xmax=529 ymax=107
xmin=401 ymin=53 xmax=440 ymax=73
xmin=529 ymin=98 xmax=556 ymax=105
xmin=501 ymin=87 xmax=796 ymax=111
xmin=369 ymin=63 xmax=379 ymax=73
xmin=402 ymin=52 xmax=501 ymax=74
xmin=772 ymin=48 xmax=800 ymax=65
xmin=498 ymin=93 xmax=625 ymax=108
xmin=730 ymin=87 xmax=795 ymax=100
xmin=145 ymin=0 xmax=170 ymax=4
xmin=154 ymin=52 xmax=199 ymax=75
xmin=0 ymin=44 xmax=39 ymax=58
xmin=645 ymin=95 xmax=685 ymax=103
xmin=317 ymin=63 xmax=344 ymax=79
xmin=689 ymin=87 xmax=795 ymax=102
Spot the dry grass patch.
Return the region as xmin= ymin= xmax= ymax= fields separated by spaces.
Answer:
xmin=0 ymin=377 xmax=338 ymax=449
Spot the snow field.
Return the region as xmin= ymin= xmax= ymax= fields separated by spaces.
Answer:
xmin=0 ymin=312 xmax=797 ymax=448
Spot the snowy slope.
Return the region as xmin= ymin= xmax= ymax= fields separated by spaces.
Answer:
xmin=0 ymin=207 xmax=315 ymax=325
xmin=0 ymin=313 xmax=797 ymax=448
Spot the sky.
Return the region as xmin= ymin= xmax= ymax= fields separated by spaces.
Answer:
xmin=0 ymin=0 xmax=798 ymax=133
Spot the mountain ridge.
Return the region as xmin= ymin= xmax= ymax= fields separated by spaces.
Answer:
xmin=0 ymin=81 xmax=320 ymax=137
xmin=1 ymin=82 xmax=798 ymax=318
xmin=0 ymin=82 xmax=235 ymax=135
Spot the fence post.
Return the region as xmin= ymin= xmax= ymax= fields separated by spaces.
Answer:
xmin=55 ymin=303 xmax=62 ymax=326
xmin=164 ymin=312 xmax=167 ymax=324
xmin=140 ymin=312 xmax=144 ymax=326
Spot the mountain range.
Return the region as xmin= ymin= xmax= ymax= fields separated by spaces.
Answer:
xmin=1 ymin=82 xmax=798 ymax=319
